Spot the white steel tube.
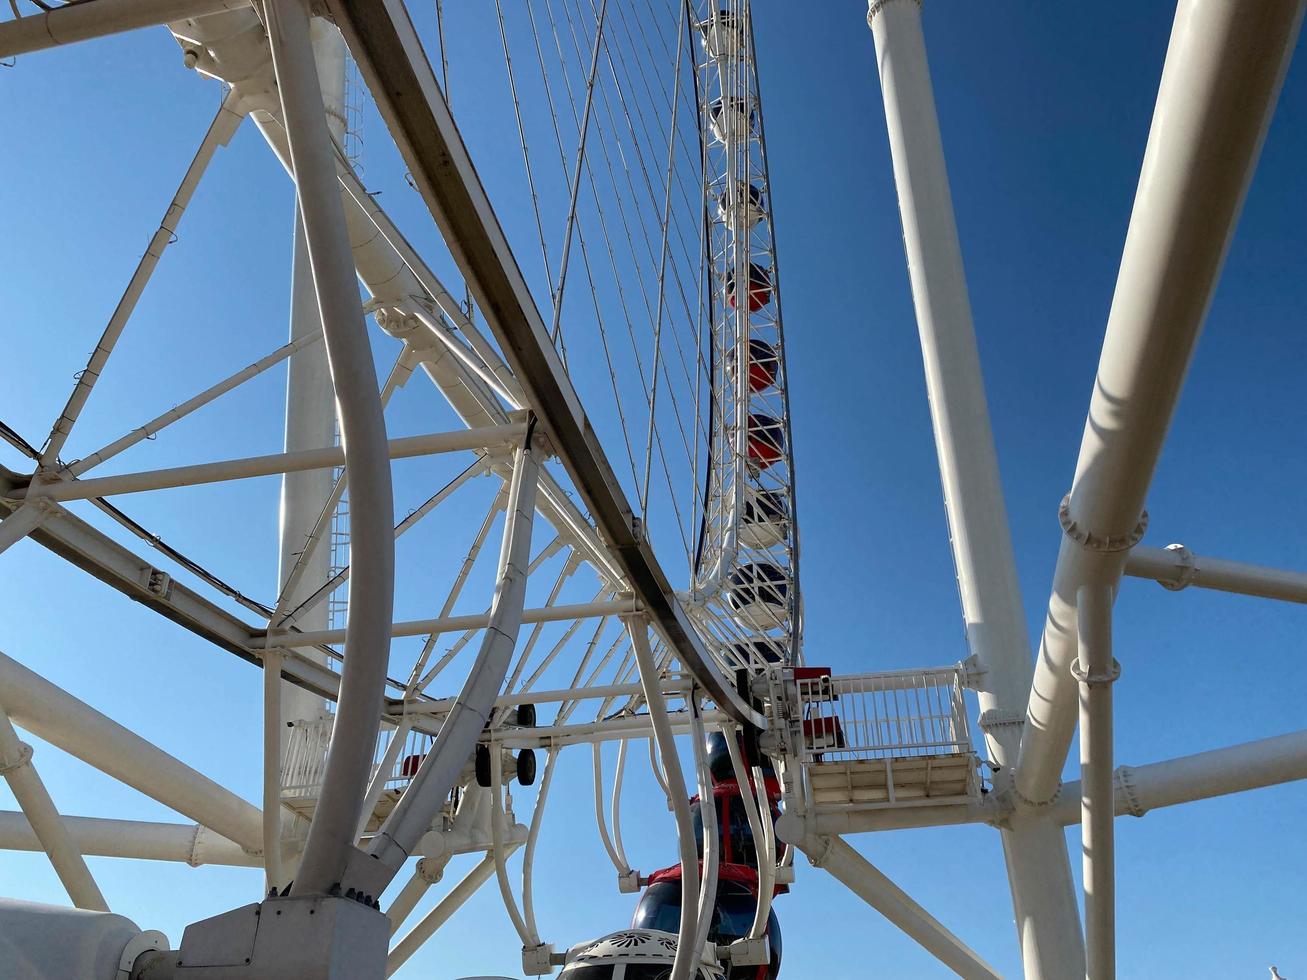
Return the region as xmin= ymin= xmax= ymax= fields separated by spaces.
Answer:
xmin=386 ymin=853 xmax=509 ymax=975
xmin=688 ymin=699 xmax=719 ymax=965
xmin=0 ymin=0 xmax=245 ymax=59
xmin=0 ymin=649 xmax=262 ymax=852
xmin=592 ymin=743 xmax=631 ymax=875
xmin=0 ymin=502 xmax=48 ymax=558
xmin=38 ymin=95 xmax=244 ymax=468
xmin=1053 ymin=730 xmax=1307 ymax=826
xmin=264 ymin=0 xmax=396 ymax=897
xmin=866 ymin=2 xmax=1083 ymax=972
xmin=1076 ymin=585 xmax=1117 ymax=979
xmin=261 ymin=649 xmax=286 ymax=891
xmin=521 ymin=748 xmax=558 ymax=945
xmin=0 ymin=811 xmax=256 ymax=867
xmin=384 ymin=861 xmax=437 ymax=936
xmin=802 ymin=834 xmax=1000 ymax=980
xmin=18 ymin=425 xmax=521 ymax=503
xmin=367 ymin=439 xmax=539 ymax=884
xmin=609 ymin=738 xmax=631 ymax=873
xmin=723 ymin=730 xmax=770 ymax=940
xmin=356 ymin=718 xmax=412 ymax=842
xmin=1124 ymin=545 xmax=1307 ymax=605
xmin=628 ymin=618 xmax=700 ymax=980
xmin=66 ymin=334 xmax=321 ymax=478
xmin=1017 ymin=0 xmax=1306 ymax=805
xmin=489 ymin=741 xmax=534 ymax=946
xmin=260 ymin=598 xmax=637 ymax=649
xmin=0 ymin=707 xmax=107 ymax=910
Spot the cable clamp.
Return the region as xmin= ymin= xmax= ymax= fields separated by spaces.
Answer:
xmin=1059 ymin=493 xmax=1148 ymax=553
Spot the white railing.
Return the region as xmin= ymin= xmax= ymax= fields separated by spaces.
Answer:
xmin=792 ymin=667 xmax=974 ymax=765
xmin=282 ymin=717 xmax=435 ymax=799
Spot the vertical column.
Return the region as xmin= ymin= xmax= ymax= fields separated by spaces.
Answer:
xmin=277 ymin=19 xmax=350 ymax=734
xmin=1076 ymin=584 xmax=1118 ymax=979
xmin=864 ymin=2 xmax=1083 ymax=975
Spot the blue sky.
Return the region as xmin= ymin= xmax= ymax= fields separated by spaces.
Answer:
xmin=1 ymin=2 xmax=1305 ymax=977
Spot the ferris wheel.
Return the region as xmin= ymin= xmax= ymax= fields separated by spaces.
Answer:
xmin=1 ymin=0 xmax=1306 ymax=978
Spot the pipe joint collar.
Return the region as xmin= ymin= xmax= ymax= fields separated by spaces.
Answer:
xmin=1114 ymin=765 xmax=1147 ymax=818
xmin=1059 ymin=493 xmax=1148 ymax=553
xmin=1159 ymin=543 xmax=1196 ymax=591
xmin=1070 ymin=656 xmax=1121 ymax=686
xmin=867 ymin=0 xmax=921 ymax=28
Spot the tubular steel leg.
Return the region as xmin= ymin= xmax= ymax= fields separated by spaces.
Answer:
xmin=264 ymin=0 xmax=396 ymax=897
xmin=1076 ymin=584 xmax=1119 ymax=980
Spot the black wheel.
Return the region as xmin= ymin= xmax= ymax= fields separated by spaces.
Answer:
xmin=515 ymin=703 xmax=536 ymax=727
xmin=475 ymin=743 xmax=492 ymax=787
xmin=516 ymin=748 xmax=537 ymax=786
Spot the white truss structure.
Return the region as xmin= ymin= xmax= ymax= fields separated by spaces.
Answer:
xmin=0 ymin=0 xmax=1303 ymax=977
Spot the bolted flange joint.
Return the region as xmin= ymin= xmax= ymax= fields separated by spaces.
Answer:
xmin=867 ymin=0 xmax=922 ymax=29
xmin=1159 ymin=542 xmax=1196 ymax=591
xmin=1059 ymin=492 xmax=1148 ymax=553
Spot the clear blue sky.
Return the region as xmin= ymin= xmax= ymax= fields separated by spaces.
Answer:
xmin=1 ymin=2 xmax=1305 ymax=977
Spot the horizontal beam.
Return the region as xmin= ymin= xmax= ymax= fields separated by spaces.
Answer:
xmin=404 ymin=679 xmax=688 ymax=714
xmin=0 ymin=810 xmax=257 ymax=867
xmin=1124 ymin=545 xmax=1307 ymax=604
xmin=7 ymin=424 xmax=524 ymax=502
xmin=0 ymin=0 xmax=244 ymax=59
xmin=1051 ymin=730 xmax=1307 ymax=825
xmin=257 ymin=598 xmax=640 ymax=649
xmin=0 ymin=649 xmax=263 ymax=852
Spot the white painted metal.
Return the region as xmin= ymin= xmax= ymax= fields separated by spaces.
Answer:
xmin=263 ymin=0 xmax=396 ymax=898
xmin=864 ymin=2 xmax=1084 ymax=973
xmin=1124 ymin=545 xmax=1307 ymax=604
xmin=262 ymin=598 xmax=637 ymax=650
xmin=0 ymin=0 xmax=245 ymax=60
xmin=1016 ymin=0 xmax=1307 ymax=805
xmin=798 ymin=834 xmax=1000 ymax=980
xmin=628 ymin=618 xmax=700 ymax=980
xmin=386 ymin=853 xmax=512 ymax=976
xmin=0 ymin=705 xmax=107 ymax=911
xmin=1053 ymin=730 xmax=1307 ymax=826
xmin=1076 ymin=584 xmax=1117 ymax=980
xmin=367 ymin=438 xmax=539 ymax=886
xmin=0 ymin=649 xmax=263 ymax=853
xmin=13 ymin=426 xmax=521 ymax=503
xmin=0 ymin=812 xmax=256 ymax=868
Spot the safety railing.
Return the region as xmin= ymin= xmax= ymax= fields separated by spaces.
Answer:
xmin=281 ymin=717 xmax=434 ymax=799
xmin=792 ymin=667 xmax=974 ymax=764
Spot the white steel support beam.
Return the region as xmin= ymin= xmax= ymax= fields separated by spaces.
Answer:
xmin=1124 ymin=545 xmax=1307 ymax=604
xmin=0 ymin=649 xmax=263 ymax=852
xmin=0 ymin=705 xmax=107 ymax=910
xmin=386 ymin=853 xmax=509 ymax=976
xmin=263 ymin=0 xmax=395 ymax=897
xmin=0 ymin=811 xmax=257 ymax=867
xmin=10 ymin=425 xmax=521 ymax=503
xmin=324 ymin=0 xmax=760 ymax=725
xmin=256 ymin=598 xmax=639 ymax=650
xmin=0 ymin=0 xmax=245 ymax=59
xmin=1016 ymin=0 xmax=1306 ymax=805
xmin=865 ymin=2 xmax=1083 ymax=973
xmin=37 ymin=95 xmax=244 ymax=469
xmin=629 ymin=618 xmax=699 ymax=980
xmin=1053 ymin=730 xmax=1307 ymax=826
xmin=800 ymin=834 xmax=1000 ymax=980
xmin=365 ymin=436 xmax=539 ymax=892
xmin=1075 ymin=585 xmax=1118 ymax=980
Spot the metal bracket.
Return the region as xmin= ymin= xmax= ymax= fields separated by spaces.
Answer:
xmin=977 ymin=707 xmax=1025 ymax=732
xmin=1059 ymin=493 xmax=1148 ymax=553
